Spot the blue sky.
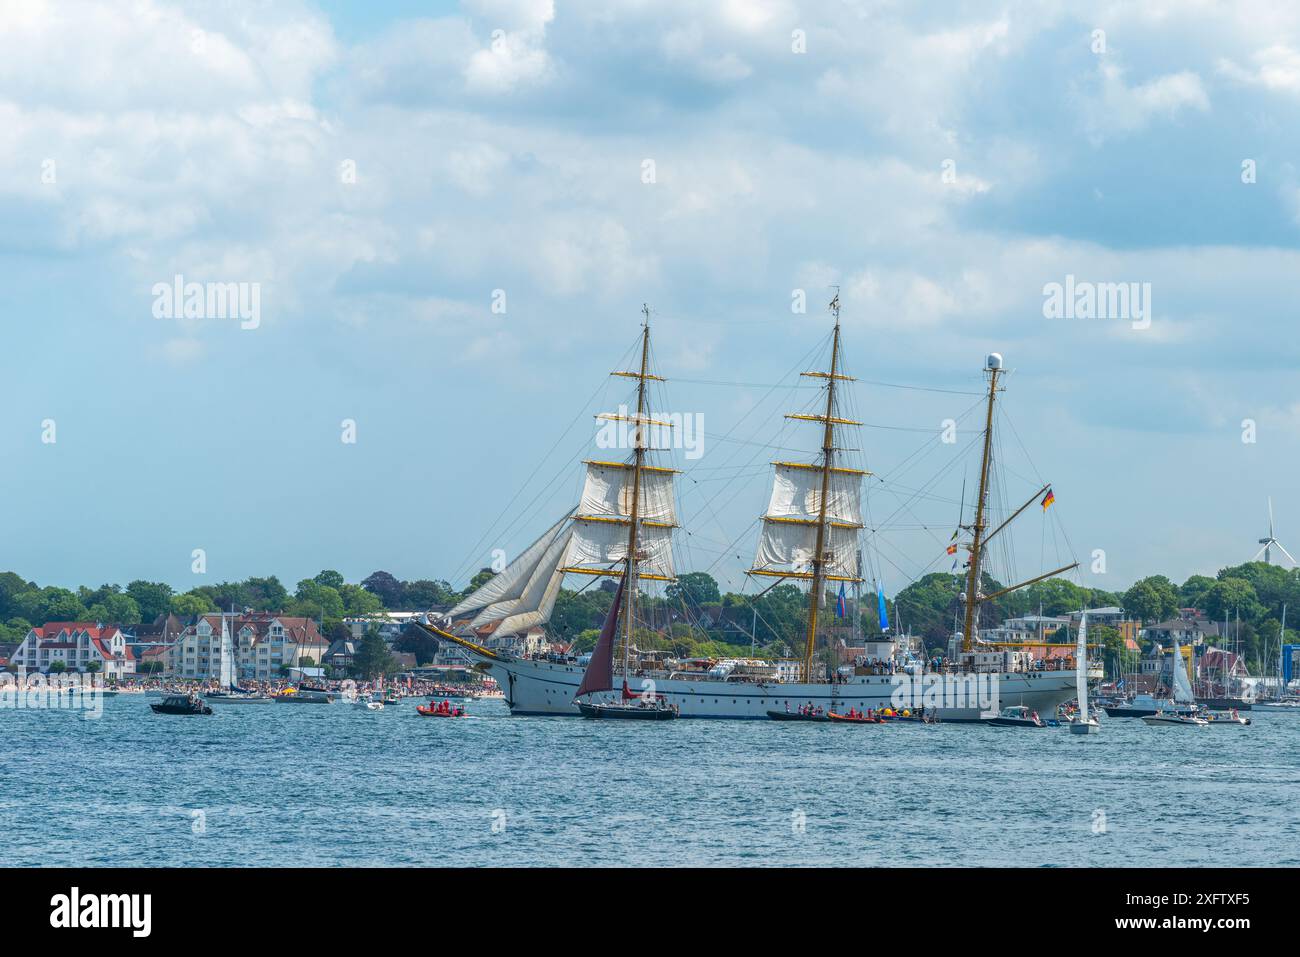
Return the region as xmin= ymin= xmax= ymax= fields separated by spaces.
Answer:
xmin=2 ymin=0 xmax=1299 ymax=597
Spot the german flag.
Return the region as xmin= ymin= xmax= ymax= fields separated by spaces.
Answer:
xmin=1041 ymin=487 xmax=1056 ymax=511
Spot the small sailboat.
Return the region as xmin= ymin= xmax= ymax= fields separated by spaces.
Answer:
xmin=574 ymin=571 xmax=678 ymax=720
xmin=1143 ymin=635 xmax=1208 ymax=726
xmin=1068 ymin=611 xmax=1100 ymax=734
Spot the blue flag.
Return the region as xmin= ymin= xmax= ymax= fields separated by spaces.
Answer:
xmin=877 ymin=583 xmax=890 ymax=632
xmin=835 ymin=582 xmax=847 ymax=618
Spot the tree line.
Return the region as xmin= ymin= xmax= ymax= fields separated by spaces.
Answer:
xmin=3 ymin=561 xmax=1296 ymax=676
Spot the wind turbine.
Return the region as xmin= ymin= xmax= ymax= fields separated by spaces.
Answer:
xmin=1254 ymin=497 xmax=1297 ymax=566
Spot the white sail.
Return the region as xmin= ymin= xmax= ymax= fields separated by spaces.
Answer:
xmin=580 ymin=461 xmax=677 ymax=525
xmin=492 ymin=529 xmax=573 ymax=636
xmin=1171 ymin=636 xmax=1196 ymax=705
xmin=567 ymin=519 xmax=675 ymax=579
xmin=752 ymin=520 xmax=860 ymax=580
xmin=767 ymin=464 xmax=863 ymax=526
xmin=218 ymin=613 xmax=235 ymax=690
xmin=449 ymin=512 xmax=573 ymax=618
xmin=1075 ymin=611 xmax=1088 ymax=721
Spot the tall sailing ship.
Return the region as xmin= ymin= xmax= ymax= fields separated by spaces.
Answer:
xmin=419 ymin=300 xmax=1080 ymax=720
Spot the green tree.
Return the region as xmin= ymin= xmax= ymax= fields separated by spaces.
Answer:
xmin=666 ymin=572 xmax=721 ymax=608
xmin=87 ymin=593 xmax=142 ymax=625
xmin=172 ymin=592 xmax=216 ymax=617
xmin=48 ymin=660 xmax=67 ymax=674
xmin=394 ymin=628 xmax=440 ymax=665
xmin=362 ymin=571 xmax=404 ymax=608
xmin=340 ymin=583 xmax=383 ymax=616
xmin=350 ymin=628 xmax=397 ymax=679
xmin=313 ymin=570 xmax=345 ymax=590
xmin=1179 ymin=575 xmax=1216 ymax=611
xmin=1202 ymin=578 xmax=1261 ymax=624
xmin=1122 ymin=576 xmax=1179 ymax=623
xmin=126 ymin=581 xmax=174 ymax=622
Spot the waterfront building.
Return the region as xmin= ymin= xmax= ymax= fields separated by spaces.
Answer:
xmin=9 ymin=623 xmax=135 ymax=678
xmin=173 ymin=613 xmax=328 ymax=682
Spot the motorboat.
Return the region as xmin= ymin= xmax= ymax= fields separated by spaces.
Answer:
xmin=764 ymin=707 xmax=826 ymax=722
xmin=150 ymin=694 xmax=213 ymax=716
xmin=826 ymin=711 xmax=884 ymax=724
xmin=1142 ymin=711 xmax=1208 ymax=726
xmin=417 ymin=702 xmax=466 ymax=717
xmin=984 ymin=705 xmax=1045 ymax=728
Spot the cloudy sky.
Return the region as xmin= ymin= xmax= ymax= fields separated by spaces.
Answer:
xmin=3 ymin=0 xmax=1299 ymax=597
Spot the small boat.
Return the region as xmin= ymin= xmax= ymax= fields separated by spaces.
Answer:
xmin=417 ymin=703 xmax=466 ymax=717
xmin=1068 ymin=612 xmax=1100 ymax=735
xmin=1142 ymin=636 xmax=1207 ymax=726
xmin=150 ymin=694 xmax=213 ymax=716
xmin=275 ymin=686 xmax=334 ymax=704
xmin=577 ymin=700 xmax=678 ymax=720
xmin=1142 ymin=711 xmax=1208 ymax=726
xmin=1202 ymin=710 xmax=1250 ymax=726
xmin=984 ymin=705 xmax=1045 ymax=728
xmin=206 ymin=691 xmax=275 ymax=704
xmin=382 ymin=694 xmax=402 ymax=705
xmin=1102 ymin=693 xmax=1177 ymax=718
xmin=827 ymin=711 xmax=883 ymax=724
xmin=767 ymin=709 xmax=830 ymax=722
xmin=1251 ymin=699 xmax=1300 ymax=713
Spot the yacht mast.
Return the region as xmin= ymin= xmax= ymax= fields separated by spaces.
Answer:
xmin=803 ymin=295 xmax=843 ymax=682
xmin=620 ymin=307 xmax=652 ymax=677
xmin=962 ymin=356 xmax=1000 ymax=654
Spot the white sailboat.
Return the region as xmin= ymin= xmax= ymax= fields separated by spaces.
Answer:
xmin=205 ymin=613 xmax=274 ymax=704
xmin=1143 ymin=636 xmax=1207 ymax=726
xmin=1068 ymin=611 xmax=1099 ymax=734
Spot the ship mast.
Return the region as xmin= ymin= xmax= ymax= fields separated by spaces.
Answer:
xmin=803 ymin=294 xmax=843 ymax=682
xmin=620 ymin=306 xmax=652 ymax=677
xmin=961 ymin=358 xmax=1000 ymax=654
xmin=960 ymin=355 xmax=1078 ymax=654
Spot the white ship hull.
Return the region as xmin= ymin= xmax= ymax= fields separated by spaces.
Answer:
xmin=469 ymin=651 xmax=1076 ymax=721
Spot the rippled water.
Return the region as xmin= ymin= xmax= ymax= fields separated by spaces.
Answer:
xmin=3 ymin=695 xmax=1297 ymax=866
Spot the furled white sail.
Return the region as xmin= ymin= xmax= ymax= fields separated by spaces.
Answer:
xmin=449 ymin=512 xmax=573 ymax=618
xmin=767 ymin=464 xmax=863 ymax=526
xmin=580 ymin=462 xmax=677 ymax=525
xmin=752 ymin=520 xmax=860 ymax=580
xmin=1171 ymin=636 xmax=1195 ymax=705
xmin=1075 ymin=611 xmax=1089 ymax=722
xmin=566 ymin=519 xmax=675 ymax=579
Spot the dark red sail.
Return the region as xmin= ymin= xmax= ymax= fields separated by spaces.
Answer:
xmin=574 ymin=572 xmax=625 ymax=699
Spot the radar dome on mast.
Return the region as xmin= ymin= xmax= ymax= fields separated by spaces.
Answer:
xmin=986 ymin=353 xmax=1003 ymax=371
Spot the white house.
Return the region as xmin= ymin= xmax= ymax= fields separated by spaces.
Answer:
xmin=171 ymin=613 xmax=329 ymax=682
xmin=9 ymin=623 xmax=135 ymax=678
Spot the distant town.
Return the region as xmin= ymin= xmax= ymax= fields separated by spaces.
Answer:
xmin=0 ymin=560 xmax=1294 ymax=693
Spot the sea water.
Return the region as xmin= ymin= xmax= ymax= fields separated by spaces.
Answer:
xmin=2 ymin=697 xmax=1296 ymax=866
